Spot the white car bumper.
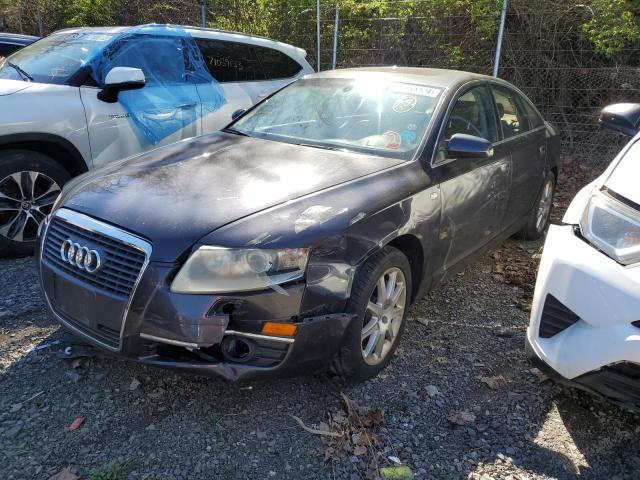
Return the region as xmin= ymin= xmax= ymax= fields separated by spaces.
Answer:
xmin=527 ymin=224 xmax=640 ymax=383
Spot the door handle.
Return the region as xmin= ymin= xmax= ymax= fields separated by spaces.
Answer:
xmin=539 ymin=145 xmax=546 ymax=156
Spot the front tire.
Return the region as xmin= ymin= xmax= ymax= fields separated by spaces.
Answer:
xmin=332 ymin=246 xmax=412 ymax=381
xmin=518 ymin=171 xmax=555 ymax=241
xmin=0 ymin=150 xmax=70 ymax=257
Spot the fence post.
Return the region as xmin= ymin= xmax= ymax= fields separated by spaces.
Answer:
xmin=492 ymin=0 xmax=508 ymax=77
xmin=316 ymin=0 xmax=321 ymax=72
xmin=332 ymin=5 xmax=339 ymax=69
xmin=200 ymin=1 xmax=206 ymax=28
xmin=36 ymin=2 xmax=43 ymax=36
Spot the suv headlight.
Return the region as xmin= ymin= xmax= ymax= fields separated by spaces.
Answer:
xmin=171 ymin=246 xmax=309 ymax=294
xmin=580 ymin=190 xmax=640 ymax=266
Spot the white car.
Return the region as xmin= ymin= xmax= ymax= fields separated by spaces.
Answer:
xmin=527 ymin=103 xmax=640 ymax=409
xmin=0 ymin=24 xmax=313 ymax=255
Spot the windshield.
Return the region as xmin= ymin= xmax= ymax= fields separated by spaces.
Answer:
xmin=0 ymin=32 xmax=115 ymax=85
xmin=231 ymin=78 xmax=442 ymax=159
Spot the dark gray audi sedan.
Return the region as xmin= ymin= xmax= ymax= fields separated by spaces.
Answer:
xmin=36 ymin=68 xmax=559 ymax=381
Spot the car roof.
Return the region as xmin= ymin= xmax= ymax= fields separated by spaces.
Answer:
xmin=51 ymin=24 xmax=307 ymax=59
xmin=0 ymin=32 xmax=40 ymax=44
xmin=308 ymin=67 xmax=501 ymax=90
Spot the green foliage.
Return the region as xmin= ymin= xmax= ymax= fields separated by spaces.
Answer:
xmin=88 ymin=462 xmax=125 ymax=480
xmin=582 ymin=0 xmax=639 ymax=57
xmin=65 ymin=0 xmax=116 ymax=27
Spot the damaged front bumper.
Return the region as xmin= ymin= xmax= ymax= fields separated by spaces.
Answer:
xmin=37 ymin=215 xmax=356 ymax=381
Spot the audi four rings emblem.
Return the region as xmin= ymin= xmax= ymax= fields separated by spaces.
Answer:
xmin=60 ymin=239 xmax=102 ymax=273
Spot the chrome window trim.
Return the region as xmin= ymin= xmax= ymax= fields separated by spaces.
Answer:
xmin=40 ymin=208 xmax=152 ymax=352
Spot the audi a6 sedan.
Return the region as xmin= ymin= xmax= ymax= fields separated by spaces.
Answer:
xmin=36 ymin=68 xmax=559 ymax=381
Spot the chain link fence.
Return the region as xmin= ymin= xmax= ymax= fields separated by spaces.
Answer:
xmin=3 ymin=0 xmax=639 ymax=169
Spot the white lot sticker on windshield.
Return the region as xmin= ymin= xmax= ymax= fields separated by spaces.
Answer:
xmin=392 ymin=83 xmax=442 ymax=98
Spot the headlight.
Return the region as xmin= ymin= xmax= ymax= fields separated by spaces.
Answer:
xmin=171 ymin=246 xmax=309 ymax=294
xmin=580 ymin=190 xmax=640 ymax=266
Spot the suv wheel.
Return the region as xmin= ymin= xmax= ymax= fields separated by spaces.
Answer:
xmin=0 ymin=150 xmax=70 ymax=257
xmin=332 ymin=246 xmax=412 ymax=381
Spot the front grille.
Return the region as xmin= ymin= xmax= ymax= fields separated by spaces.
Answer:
xmin=42 ymin=216 xmax=146 ymax=299
xmin=538 ymin=294 xmax=580 ymax=338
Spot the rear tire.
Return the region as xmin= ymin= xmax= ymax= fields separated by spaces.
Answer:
xmin=0 ymin=150 xmax=70 ymax=257
xmin=518 ymin=171 xmax=555 ymax=241
xmin=332 ymin=246 xmax=412 ymax=381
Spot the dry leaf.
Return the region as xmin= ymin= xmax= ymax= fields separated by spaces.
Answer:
xmin=353 ymin=444 xmax=367 ymax=456
xmin=530 ymin=367 xmax=549 ymax=382
xmin=448 ymin=410 xmax=476 ymax=425
xmin=480 ymin=375 xmax=507 ymax=390
xmin=49 ymin=467 xmax=79 ymax=480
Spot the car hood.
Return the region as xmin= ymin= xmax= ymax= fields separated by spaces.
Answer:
xmin=63 ymin=132 xmax=404 ymax=262
xmin=0 ymin=79 xmax=31 ymax=96
xmin=605 ymin=141 xmax=640 ymax=205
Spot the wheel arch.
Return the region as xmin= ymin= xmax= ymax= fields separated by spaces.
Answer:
xmin=386 ymin=234 xmax=425 ymax=304
xmin=0 ymin=133 xmax=89 ymax=177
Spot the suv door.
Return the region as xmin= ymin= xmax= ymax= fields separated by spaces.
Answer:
xmin=196 ymin=38 xmax=260 ymax=132
xmin=433 ymin=83 xmax=510 ymax=270
xmin=250 ymin=44 xmax=306 ymax=100
xmin=491 ymin=84 xmax=546 ymax=228
xmin=81 ymin=34 xmax=202 ymax=169
xmin=195 ymin=38 xmax=307 ymax=133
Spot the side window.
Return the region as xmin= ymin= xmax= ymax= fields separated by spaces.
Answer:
xmin=102 ymin=35 xmax=189 ymax=85
xmin=491 ymin=85 xmax=530 ymax=138
xmin=519 ymin=95 xmax=544 ymax=129
xmin=252 ymin=45 xmax=303 ymax=79
xmin=443 ymin=85 xmax=498 ymax=143
xmin=196 ymin=38 xmax=261 ymax=83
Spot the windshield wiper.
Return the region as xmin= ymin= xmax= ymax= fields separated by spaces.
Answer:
xmin=223 ymin=127 xmax=250 ymax=137
xmin=7 ymin=62 xmax=33 ymax=82
xmin=295 ymin=142 xmax=342 ymax=151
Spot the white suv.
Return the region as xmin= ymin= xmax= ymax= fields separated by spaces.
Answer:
xmin=0 ymin=25 xmax=313 ymax=255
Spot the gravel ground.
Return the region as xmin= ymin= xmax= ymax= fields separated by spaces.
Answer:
xmin=2 ymin=168 xmax=640 ymax=479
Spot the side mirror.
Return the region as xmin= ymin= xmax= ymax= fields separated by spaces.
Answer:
xmin=599 ymin=103 xmax=640 ymax=137
xmin=98 ymin=67 xmax=146 ymax=103
xmin=231 ymin=109 xmax=246 ymax=121
xmin=447 ymin=133 xmax=493 ymax=159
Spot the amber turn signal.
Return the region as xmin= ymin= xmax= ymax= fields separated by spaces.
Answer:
xmin=261 ymin=322 xmax=297 ymax=337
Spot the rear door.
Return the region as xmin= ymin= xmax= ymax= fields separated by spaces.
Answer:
xmin=195 ymin=37 xmax=259 ymax=132
xmin=433 ymin=83 xmax=511 ymax=270
xmin=250 ymin=44 xmax=307 ymax=100
xmin=81 ymin=33 xmax=202 ymax=169
xmin=195 ymin=38 xmax=308 ymax=133
xmin=490 ymin=84 xmax=546 ymax=229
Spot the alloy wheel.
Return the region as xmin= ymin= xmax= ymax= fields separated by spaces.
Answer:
xmin=536 ymin=179 xmax=553 ymax=232
xmin=0 ymin=171 xmax=61 ymax=243
xmin=361 ymin=267 xmax=407 ymax=366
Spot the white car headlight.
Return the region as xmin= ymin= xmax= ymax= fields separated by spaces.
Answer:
xmin=580 ymin=190 xmax=640 ymax=266
xmin=171 ymin=246 xmax=309 ymax=294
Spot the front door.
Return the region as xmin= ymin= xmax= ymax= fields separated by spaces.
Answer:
xmin=82 ymin=33 xmax=202 ymax=169
xmin=433 ymin=84 xmax=511 ymax=270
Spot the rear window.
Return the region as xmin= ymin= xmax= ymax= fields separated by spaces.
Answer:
xmin=196 ymin=38 xmax=262 ymax=83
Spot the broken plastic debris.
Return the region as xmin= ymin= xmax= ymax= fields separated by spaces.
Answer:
xmin=388 ymin=455 xmax=402 ymax=464
xmin=67 ymin=416 xmax=85 ymax=432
